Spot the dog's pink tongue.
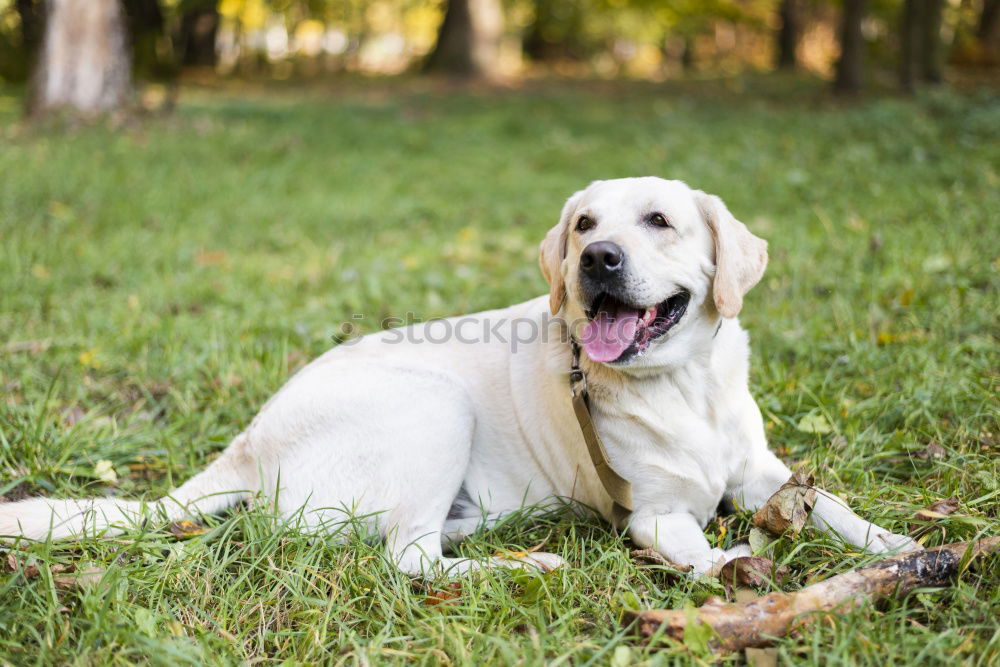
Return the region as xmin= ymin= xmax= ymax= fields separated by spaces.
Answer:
xmin=582 ymin=305 xmax=640 ymax=363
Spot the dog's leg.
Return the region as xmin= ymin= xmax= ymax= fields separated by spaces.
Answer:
xmin=629 ymin=511 xmax=741 ymax=575
xmin=0 ymin=434 xmax=255 ymax=541
xmin=728 ymin=450 xmax=920 ymax=554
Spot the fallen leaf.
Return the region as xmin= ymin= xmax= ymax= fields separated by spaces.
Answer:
xmin=922 ymin=254 xmax=951 ymax=273
xmin=195 ymin=250 xmax=228 ymax=267
xmin=414 ymin=581 xmax=463 ymax=606
xmin=734 ymin=587 xmax=762 ymax=603
xmin=2 ymin=340 xmax=51 ymax=354
xmin=63 ymin=405 xmax=86 ymax=427
xmin=611 ymin=645 xmax=634 ymax=667
xmin=746 ymin=646 xmax=779 ymax=667
xmin=718 ymin=556 xmax=790 ymax=599
xmin=748 ymin=527 xmax=772 ymax=556
xmin=752 ymin=470 xmax=817 ymax=537
xmin=796 ymin=413 xmax=832 ymax=434
xmin=631 ymin=548 xmax=693 ymax=573
xmin=915 ymin=442 xmax=947 ymax=460
xmin=53 ymin=566 xmax=104 ymax=590
xmin=168 ymin=520 xmax=207 ymax=539
xmin=914 ymin=497 xmax=960 ymax=521
xmin=134 ymin=607 xmax=158 ymax=637
xmin=93 ymin=460 xmax=118 ymax=484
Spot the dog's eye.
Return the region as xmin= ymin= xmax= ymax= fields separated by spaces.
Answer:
xmin=576 ymin=215 xmax=595 ymax=232
xmin=649 ymin=213 xmax=672 ymax=229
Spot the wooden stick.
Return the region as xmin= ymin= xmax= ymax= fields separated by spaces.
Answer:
xmin=626 ymin=537 xmax=999 ymax=651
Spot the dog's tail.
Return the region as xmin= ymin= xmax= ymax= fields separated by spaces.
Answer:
xmin=0 ymin=436 xmax=257 ymax=542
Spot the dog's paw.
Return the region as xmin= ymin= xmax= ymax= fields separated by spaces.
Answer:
xmin=868 ymin=531 xmax=922 ymax=554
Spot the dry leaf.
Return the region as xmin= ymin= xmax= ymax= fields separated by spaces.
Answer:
xmin=195 ymin=250 xmax=228 ymax=266
xmin=914 ymin=497 xmax=960 ymax=521
xmin=718 ymin=556 xmax=790 ymax=599
xmin=796 ymin=413 xmax=832 ymax=434
xmin=3 ymin=339 xmax=52 ymax=354
xmin=425 ymin=582 xmax=462 ymax=606
xmin=3 ymin=554 xmax=75 ymax=580
xmin=752 ymin=470 xmax=817 ymax=537
xmin=631 ymin=548 xmax=693 ymax=573
xmin=53 ymin=566 xmax=104 ymax=590
xmin=748 ymin=528 xmax=772 ymax=556
xmin=412 ymin=581 xmax=463 ymax=607
xmin=915 ymin=442 xmax=947 ymax=460
xmin=63 ymin=405 xmax=87 ymax=427
xmin=168 ymin=520 xmax=207 ymax=539
xmin=746 ymin=647 xmax=779 ymax=667
xmin=94 ymin=460 xmax=118 ymax=484
xmin=3 ymin=552 xmax=17 ymax=572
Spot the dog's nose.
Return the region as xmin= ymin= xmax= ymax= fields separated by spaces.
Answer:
xmin=580 ymin=241 xmax=624 ymax=280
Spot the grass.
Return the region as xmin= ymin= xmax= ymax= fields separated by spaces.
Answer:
xmin=0 ymin=75 xmax=998 ymax=664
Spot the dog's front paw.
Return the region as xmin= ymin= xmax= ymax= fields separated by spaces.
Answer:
xmin=868 ymin=531 xmax=922 ymax=554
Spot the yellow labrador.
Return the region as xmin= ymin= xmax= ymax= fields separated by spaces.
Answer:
xmin=0 ymin=177 xmax=918 ymax=575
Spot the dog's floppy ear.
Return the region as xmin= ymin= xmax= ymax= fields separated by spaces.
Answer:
xmin=539 ymin=190 xmax=583 ymax=315
xmin=696 ymin=192 xmax=768 ymax=319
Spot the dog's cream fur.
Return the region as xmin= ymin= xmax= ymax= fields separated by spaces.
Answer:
xmin=0 ymin=177 xmax=918 ymax=575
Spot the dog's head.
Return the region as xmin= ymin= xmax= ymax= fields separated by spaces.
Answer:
xmin=539 ymin=177 xmax=767 ymax=369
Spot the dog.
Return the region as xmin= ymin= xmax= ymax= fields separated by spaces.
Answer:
xmin=0 ymin=177 xmax=919 ymax=575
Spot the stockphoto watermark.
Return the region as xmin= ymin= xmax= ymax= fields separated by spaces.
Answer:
xmin=330 ymin=312 xmax=632 ymax=352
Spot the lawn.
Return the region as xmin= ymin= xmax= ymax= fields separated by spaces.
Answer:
xmin=0 ymin=76 xmax=998 ymax=664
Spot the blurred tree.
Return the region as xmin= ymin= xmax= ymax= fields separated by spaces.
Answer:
xmin=833 ymin=0 xmax=866 ymax=94
xmin=523 ymin=0 xmax=585 ymax=62
xmin=900 ymin=0 xmax=943 ymax=90
xmin=900 ymin=0 xmax=920 ymax=90
xmin=424 ymin=0 xmax=502 ymax=77
xmin=179 ymin=0 xmax=220 ymax=67
xmin=920 ymin=0 xmax=944 ymax=83
xmin=124 ymin=0 xmax=171 ymax=78
xmin=15 ymin=0 xmax=44 ymax=63
xmin=979 ymin=0 xmax=1000 ymax=57
xmin=775 ymin=0 xmax=799 ymax=68
xmin=30 ymin=0 xmax=131 ymax=115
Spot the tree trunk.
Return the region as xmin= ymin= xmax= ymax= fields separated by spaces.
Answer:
xmin=30 ymin=0 xmax=131 ymax=116
xmin=16 ymin=0 xmax=45 ymax=58
xmin=523 ymin=0 xmax=553 ymax=62
xmin=424 ymin=0 xmax=503 ymax=78
xmin=978 ymin=0 xmax=1000 ymax=56
xmin=899 ymin=0 xmax=920 ymax=92
xmin=833 ymin=0 xmax=866 ymax=95
xmin=179 ymin=0 xmax=219 ymax=67
xmin=775 ymin=0 xmax=799 ymax=69
xmin=681 ymin=34 xmax=695 ymax=72
xmin=124 ymin=0 xmax=167 ymax=77
xmin=920 ymin=0 xmax=944 ymax=83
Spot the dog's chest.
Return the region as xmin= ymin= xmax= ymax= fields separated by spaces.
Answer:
xmin=591 ymin=370 xmax=747 ymax=521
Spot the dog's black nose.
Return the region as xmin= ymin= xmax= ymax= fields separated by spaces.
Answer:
xmin=580 ymin=241 xmax=624 ymax=280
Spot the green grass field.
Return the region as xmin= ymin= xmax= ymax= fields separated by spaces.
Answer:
xmin=1 ymin=77 xmax=998 ymax=664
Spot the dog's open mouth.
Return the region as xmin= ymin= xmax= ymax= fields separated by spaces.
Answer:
xmin=581 ymin=290 xmax=690 ymax=363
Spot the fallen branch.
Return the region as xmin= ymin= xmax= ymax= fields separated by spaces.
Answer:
xmin=626 ymin=537 xmax=999 ymax=652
